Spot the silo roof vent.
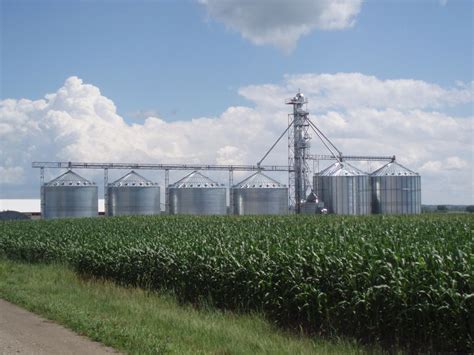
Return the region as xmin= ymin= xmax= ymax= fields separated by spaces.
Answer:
xmin=109 ymin=171 xmax=157 ymax=187
xmin=234 ymin=171 xmax=286 ymax=188
xmin=171 ymin=171 xmax=223 ymax=188
xmin=371 ymin=161 xmax=419 ymax=176
xmin=44 ymin=170 xmax=96 ymax=186
xmin=317 ymin=162 xmax=367 ymax=177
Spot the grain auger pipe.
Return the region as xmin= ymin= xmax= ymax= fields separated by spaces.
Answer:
xmin=257 ymin=117 xmax=295 ymax=168
xmin=306 ymin=118 xmax=343 ymax=162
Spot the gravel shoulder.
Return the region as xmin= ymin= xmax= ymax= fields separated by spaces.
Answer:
xmin=0 ymin=299 xmax=120 ymax=355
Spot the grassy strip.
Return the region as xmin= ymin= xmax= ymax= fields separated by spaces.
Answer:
xmin=0 ymin=259 xmax=368 ymax=355
xmin=2 ymin=215 xmax=471 ymax=352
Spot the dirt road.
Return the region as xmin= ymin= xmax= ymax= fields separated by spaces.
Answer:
xmin=0 ymin=299 xmax=120 ymax=354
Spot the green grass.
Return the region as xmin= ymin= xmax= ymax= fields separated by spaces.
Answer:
xmin=0 ymin=258 xmax=369 ymax=355
xmin=1 ymin=214 xmax=472 ymax=352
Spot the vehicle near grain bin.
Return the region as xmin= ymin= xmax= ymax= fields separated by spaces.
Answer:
xmin=371 ymin=161 xmax=421 ymax=214
xmin=168 ymin=171 xmax=226 ymax=215
xmin=314 ymin=162 xmax=371 ymax=215
xmin=232 ymin=171 xmax=288 ymax=215
xmin=107 ymin=171 xmax=160 ymax=216
xmin=42 ymin=170 xmax=98 ymax=219
xmin=300 ymin=191 xmax=325 ymax=214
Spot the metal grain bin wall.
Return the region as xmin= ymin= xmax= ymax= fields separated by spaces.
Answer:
xmin=42 ymin=170 xmax=98 ymax=219
xmin=313 ymin=162 xmax=371 ymax=215
xmin=107 ymin=171 xmax=160 ymax=216
xmin=232 ymin=172 xmax=288 ymax=215
xmin=370 ymin=161 xmax=421 ymax=214
xmin=168 ymin=171 xmax=226 ymax=215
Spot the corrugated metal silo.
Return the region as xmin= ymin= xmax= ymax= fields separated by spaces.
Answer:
xmin=232 ymin=172 xmax=288 ymax=215
xmin=42 ymin=170 xmax=98 ymax=219
xmin=371 ymin=161 xmax=421 ymax=214
xmin=168 ymin=171 xmax=226 ymax=215
xmin=107 ymin=171 xmax=160 ymax=216
xmin=313 ymin=162 xmax=371 ymax=215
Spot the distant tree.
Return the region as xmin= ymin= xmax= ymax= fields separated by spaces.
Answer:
xmin=437 ymin=205 xmax=448 ymax=212
xmin=466 ymin=205 xmax=474 ymax=213
xmin=421 ymin=205 xmax=430 ymax=213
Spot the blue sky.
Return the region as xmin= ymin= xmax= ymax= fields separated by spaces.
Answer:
xmin=2 ymin=0 xmax=472 ymax=120
xmin=0 ymin=0 xmax=473 ymax=204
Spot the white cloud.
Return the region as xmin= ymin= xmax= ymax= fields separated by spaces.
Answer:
xmin=128 ymin=109 xmax=161 ymax=120
xmin=0 ymin=167 xmax=24 ymax=185
xmin=216 ymin=145 xmax=248 ymax=165
xmin=199 ymin=0 xmax=362 ymax=53
xmin=0 ymin=73 xmax=472 ymax=204
xmin=420 ymin=156 xmax=469 ymax=173
xmin=240 ymin=73 xmax=474 ymax=110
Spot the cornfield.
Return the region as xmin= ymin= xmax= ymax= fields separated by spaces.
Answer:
xmin=1 ymin=215 xmax=472 ymax=352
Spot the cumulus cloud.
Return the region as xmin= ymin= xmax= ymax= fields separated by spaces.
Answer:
xmin=0 ymin=73 xmax=472 ymax=204
xmin=420 ymin=157 xmax=469 ymax=173
xmin=128 ymin=109 xmax=161 ymax=120
xmin=216 ymin=145 xmax=248 ymax=165
xmin=0 ymin=167 xmax=24 ymax=184
xmin=240 ymin=73 xmax=474 ymax=110
xmin=199 ymin=0 xmax=362 ymax=52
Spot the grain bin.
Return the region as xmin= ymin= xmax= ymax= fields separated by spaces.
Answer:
xmin=371 ymin=161 xmax=421 ymax=214
xmin=42 ymin=170 xmax=98 ymax=219
xmin=168 ymin=171 xmax=226 ymax=215
xmin=232 ymin=172 xmax=288 ymax=215
xmin=313 ymin=162 xmax=371 ymax=215
xmin=107 ymin=171 xmax=160 ymax=216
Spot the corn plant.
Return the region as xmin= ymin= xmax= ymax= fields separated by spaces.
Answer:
xmin=1 ymin=214 xmax=472 ymax=352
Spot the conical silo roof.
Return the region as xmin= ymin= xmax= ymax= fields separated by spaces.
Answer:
xmin=109 ymin=171 xmax=157 ymax=187
xmin=171 ymin=171 xmax=222 ymax=188
xmin=45 ymin=170 xmax=95 ymax=186
xmin=318 ymin=161 xmax=367 ymax=176
xmin=234 ymin=171 xmax=286 ymax=188
xmin=371 ymin=161 xmax=418 ymax=176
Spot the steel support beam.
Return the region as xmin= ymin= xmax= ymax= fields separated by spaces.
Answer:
xmin=32 ymin=162 xmax=289 ymax=172
xmin=164 ymin=169 xmax=170 ymax=214
xmin=40 ymin=167 xmax=45 ymax=217
xmin=286 ymin=94 xmax=311 ymax=213
xmin=228 ymin=169 xmax=234 ymax=215
xmin=257 ymin=117 xmax=295 ymax=167
xmin=33 ymin=162 xmax=290 ymax=214
xmin=307 ymin=155 xmax=395 ymax=161
xmin=103 ymin=168 xmax=108 ymax=216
